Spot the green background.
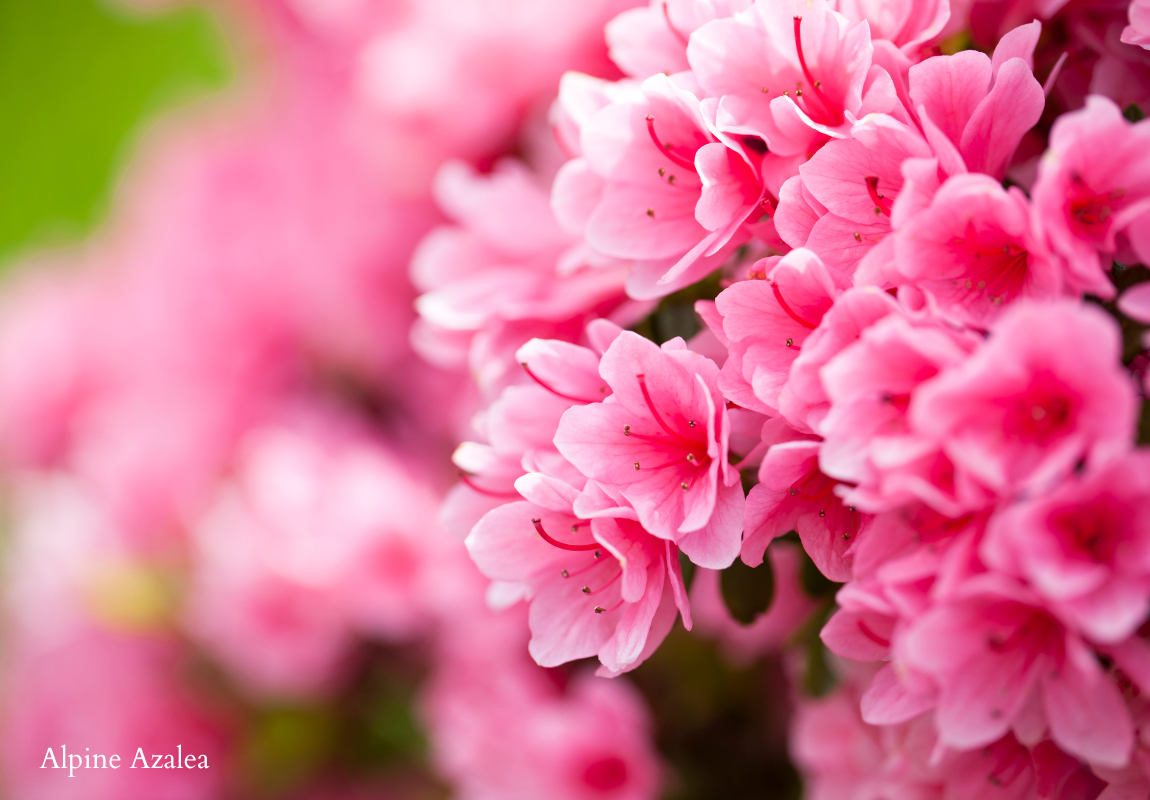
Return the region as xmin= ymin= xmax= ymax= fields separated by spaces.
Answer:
xmin=0 ymin=0 xmax=231 ymax=266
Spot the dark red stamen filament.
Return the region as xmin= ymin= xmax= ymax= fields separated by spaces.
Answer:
xmin=792 ymin=16 xmax=841 ymax=124
xmin=532 ymin=518 xmax=600 ymax=551
xmin=645 ymin=115 xmax=698 ymax=172
xmin=521 ymin=362 xmax=599 ymax=403
xmin=459 ymin=473 xmax=519 ymax=498
xmin=771 ymin=283 xmax=818 ymax=330
xmin=865 ymin=176 xmax=892 ymax=216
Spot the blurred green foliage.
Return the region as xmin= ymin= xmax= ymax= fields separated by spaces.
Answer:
xmin=0 ymin=0 xmax=231 ymax=265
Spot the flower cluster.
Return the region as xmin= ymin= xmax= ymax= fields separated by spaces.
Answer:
xmin=424 ymin=0 xmax=1150 ymax=794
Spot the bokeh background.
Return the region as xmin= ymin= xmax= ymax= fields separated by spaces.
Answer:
xmin=0 ymin=2 xmax=809 ymax=798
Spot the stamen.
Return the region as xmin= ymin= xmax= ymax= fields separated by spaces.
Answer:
xmin=645 ymin=115 xmax=698 ymax=172
xmin=521 ymin=362 xmax=601 ymax=402
xmin=458 ymin=473 xmax=519 ymax=498
xmin=636 ymin=374 xmax=700 ymax=447
xmin=594 ymin=597 xmax=627 ymax=614
xmin=647 ymin=208 xmax=655 ymax=218
xmin=865 ymin=176 xmax=893 ymax=217
xmin=792 ymin=17 xmax=841 ymax=124
xmin=532 ymin=518 xmax=600 ymax=551
xmin=586 ymin=571 xmax=622 ymax=595
xmin=771 ymin=283 xmax=818 ymax=329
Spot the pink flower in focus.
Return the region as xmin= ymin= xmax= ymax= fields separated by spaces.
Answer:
xmin=907 ymin=22 xmax=1046 ymax=179
xmin=1033 ymin=95 xmax=1150 ymax=297
xmin=553 ymin=73 xmax=764 ymax=298
xmin=819 ymin=311 xmax=985 ymax=516
xmin=879 ymin=174 xmax=1072 ymax=325
xmin=743 ymin=440 xmax=866 ymax=581
xmin=774 ymin=114 xmax=933 ymax=276
xmin=466 ymin=473 xmax=689 ymax=675
xmin=688 ymin=0 xmax=888 ymax=154
xmin=776 ymin=286 xmax=901 ymax=434
xmin=981 ymin=451 xmax=1150 ymax=643
xmin=713 ymin=248 xmax=840 ymax=417
xmin=910 ymin=299 xmax=1138 ymax=496
xmin=899 ymin=574 xmax=1134 ymax=768
xmin=555 ymin=331 xmax=744 ymax=568
xmin=441 ymin=327 xmax=619 ymax=538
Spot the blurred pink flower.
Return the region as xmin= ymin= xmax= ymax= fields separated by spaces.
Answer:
xmin=1033 ymin=95 xmax=1150 ymax=297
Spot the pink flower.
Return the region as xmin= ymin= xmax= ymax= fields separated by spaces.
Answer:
xmin=554 ymin=331 xmax=744 ymax=568
xmin=688 ymin=1 xmax=889 ymax=154
xmin=909 ymin=299 xmax=1138 ymax=496
xmin=874 ymin=174 xmax=1072 ymax=325
xmin=774 ymin=114 xmax=933 ymax=276
xmin=743 ymin=440 xmax=866 ymax=580
xmin=185 ymin=419 xmax=449 ymax=696
xmin=554 ymin=73 xmax=764 ymax=298
xmin=899 ymin=574 xmax=1134 ymax=768
xmin=1032 ymin=95 xmax=1150 ymax=297
xmin=819 ymin=310 xmax=986 ymax=516
xmin=466 ymin=474 xmax=690 ymax=675
xmin=981 ymin=450 xmax=1150 ymax=643
xmin=424 ymin=659 xmax=663 ymax=800
xmin=836 ymin=0 xmax=953 ymax=55
xmin=605 ymin=0 xmax=752 ymax=79
xmin=777 ymin=286 xmax=902 ymax=434
xmin=907 ymin=22 xmax=1046 ymax=179
xmin=441 ymin=326 xmax=620 ymax=538
xmin=1123 ymin=0 xmax=1150 ymax=50
xmin=714 ymin=249 xmax=841 ymax=416
xmin=412 ymin=159 xmax=632 ymax=394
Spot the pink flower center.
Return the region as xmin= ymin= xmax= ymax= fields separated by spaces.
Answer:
xmin=946 ymin=222 xmax=1031 ymax=306
xmin=792 ymin=16 xmax=844 ymax=126
xmin=583 ymin=756 xmax=629 ymax=791
xmin=627 ymin=374 xmax=713 ymax=491
xmin=1049 ymin=503 xmax=1119 ymax=563
xmin=1004 ymin=377 xmax=1077 ymax=445
xmin=1068 ymin=173 xmax=1125 ymax=242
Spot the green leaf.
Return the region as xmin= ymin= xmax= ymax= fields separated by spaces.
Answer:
xmin=720 ymin=556 xmax=775 ymax=625
xmin=0 ymin=0 xmax=231 ymax=265
xmin=1124 ymin=103 xmax=1146 ymax=123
